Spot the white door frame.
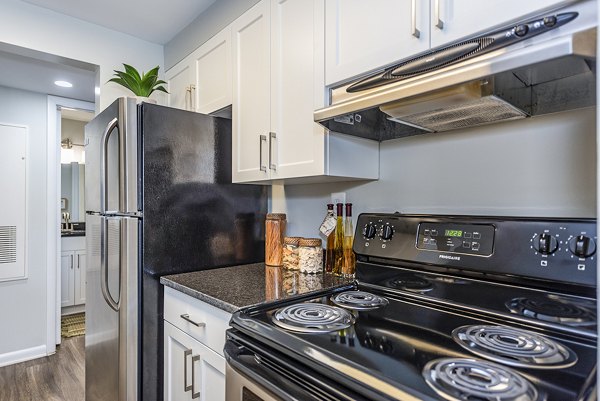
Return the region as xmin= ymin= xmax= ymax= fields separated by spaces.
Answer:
xmin=46 ymin=96 xmax=94 ymax=354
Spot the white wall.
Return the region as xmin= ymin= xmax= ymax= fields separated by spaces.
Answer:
xmin=274 ymin=108 xmax=597 ymax=238
xmin=0 ymin=86 xmax=48 ymax=363
xmin=165 ymin=0 xmax=260 ymax=70
xmin=0 ymin=0 xmax=165 ymax=110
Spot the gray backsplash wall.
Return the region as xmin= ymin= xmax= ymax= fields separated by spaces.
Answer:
xmin=272 ymin=108 xmax=597 ymax=238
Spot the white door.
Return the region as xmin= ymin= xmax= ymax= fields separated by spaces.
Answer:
xmin=74 ymin=250 xmax=86 ymax=305
xmin=430 ymin=0 xmax=572 ymax=48
xmin=164 ymin=322 xmax=226 ymax=401
xmin=325 ymin=0 xmax=430 ymax=86
xmin=166 ymin=56 xmax=195 ymax=111
xmin=231 ymin=0 xmax=272 ymax=183
xmin=194 ymin=27 xmax=233 ymax=114
xmin=60 ymin=251 xmax=74 ymax=307
xmin=270 ymin=0 xmax=327 ymax=180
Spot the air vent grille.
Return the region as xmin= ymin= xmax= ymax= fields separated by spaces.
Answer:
xmin=0 ymin=226 xmax=17 ymax=264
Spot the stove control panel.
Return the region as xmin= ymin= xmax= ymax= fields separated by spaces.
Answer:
xmin=354 ymin=213 xmax=597 ymax=287
xmin=416 ymin=222 xmax=495 ymax=256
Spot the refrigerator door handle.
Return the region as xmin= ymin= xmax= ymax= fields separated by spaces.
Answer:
xmin=100 ymin=217 xmax=121 ymax=312
xmin=100 ymin=117 xmax=119 ymax=214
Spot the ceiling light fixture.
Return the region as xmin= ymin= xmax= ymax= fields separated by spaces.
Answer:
xmin=55 ymin=80 xmax=73 ymax=88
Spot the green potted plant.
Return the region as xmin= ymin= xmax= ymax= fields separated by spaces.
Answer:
xmin=108 ymin=64 xmax=168 ymax=102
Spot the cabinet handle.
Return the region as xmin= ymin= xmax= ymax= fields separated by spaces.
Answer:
xmin=183 ymin=349 xmax=192 ymax=392
xmin=434 ymin=0 xmax=444 ymax=29
xmin=77 ymin=254 xmax=80 ymax=269
xmin=259 ymin=135 xmax=267 ymax=172
xmin=180 ymin=314 xmax=206 ymax=327
xmin=191 ymin=85 xmax=196 ymax=111
xmin=269 ymin=132 xmax=277 ymax=171
xmin=411 ymin=0 xmax=421 ymax=38
xmin=191 ymin=355 xmax=200 ymax=399
xmin=71 ymin=254 xmax=74 ymax=270
xmin=186 ymin=85 xmax=196 ymax=111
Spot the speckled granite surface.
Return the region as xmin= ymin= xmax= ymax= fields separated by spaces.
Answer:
xmin=160 ymin=263 xmax=353 ymax=313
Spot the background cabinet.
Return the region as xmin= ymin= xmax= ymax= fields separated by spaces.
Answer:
xmin=60 ymin=250 xmax=86 ymax=309
xmin=325 ymin=0 xmax=429 ymax=86
xmin=232 ymin=0 xmax=378 ymax=184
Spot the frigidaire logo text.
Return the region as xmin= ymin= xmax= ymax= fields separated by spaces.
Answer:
xmin=439 ymin=254 xmax=460 ymax=261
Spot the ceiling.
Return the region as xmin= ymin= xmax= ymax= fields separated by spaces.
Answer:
xmin=21 ymin=0 xmax=217 ymax=44
xmin=62 ymin=108 xmax=94 ymax=122
xmin=0 ymin=43 xmax=96 ymax=102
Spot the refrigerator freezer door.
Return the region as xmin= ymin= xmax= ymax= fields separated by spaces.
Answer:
xmin=86 ymin=214 xmax=139 ymax=401
xmin=85 ymin=97 xmax=139 ymax=215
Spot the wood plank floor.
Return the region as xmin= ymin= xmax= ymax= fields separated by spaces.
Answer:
xmin=0 ymin=336 xmax=84 ymax=401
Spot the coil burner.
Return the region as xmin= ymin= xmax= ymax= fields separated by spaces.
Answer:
xmin=387 ymin=273 xmax=434 ymax=293
xmin=423 ymin=358 xmax=541 ymax=401
xmin=506 ymin=296 xmax=596 ymax=327
xmin=331 ymin=291 xmax=389 ymax=310
xmin=272 ymin=303 xmax=354 ymax=333
xmin=452 ymin=325 xmax=577 ymax=369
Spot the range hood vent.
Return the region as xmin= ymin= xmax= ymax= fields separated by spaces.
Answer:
xmin=315 ymin=27 xmax=596 ymax=142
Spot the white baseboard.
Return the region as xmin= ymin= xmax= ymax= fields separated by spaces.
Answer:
xmin=0 ymin=345 xmax=47 ymax=368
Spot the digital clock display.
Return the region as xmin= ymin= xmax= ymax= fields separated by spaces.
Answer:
xmin=445 ymin=229 xmax=463 ymax=237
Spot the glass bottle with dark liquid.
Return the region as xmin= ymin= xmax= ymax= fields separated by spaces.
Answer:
xmin=333 ymin=203 xmax=344 ymax=276
xmin=325 ymin=203 xmax=335 ymax=274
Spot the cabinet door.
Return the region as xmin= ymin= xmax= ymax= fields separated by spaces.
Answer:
xmin=325 ymin=0 xmax=429 ymax=86
xmin=166 ymin=56 xmax=195 ymax=111
xmin=74 ymin=250 xmax=86 ymax=305
xmin=194 ymin=27 xmax=233 ymax=114
xmin=60 ymin=251 xmax=75 ymax=307
xmin=231 ymin=0 xmax=271 ymax=183
xmin=270 ymin=0 xmax=326 ymax=179
xmin=164 ymin=322 xmax=194 ymax=401
xmin=164 ymin=322 xmax=226 ymax=401
xmin=430 ymin=0 xmax=571 ymax=48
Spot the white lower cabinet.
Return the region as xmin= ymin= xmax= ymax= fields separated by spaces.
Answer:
xmin=61 ymin=250 xmax=86 ymax=307
xmin=164 ymin=287 xmax=230 ymax=401
xmin=164 ymin=322 xmax=226 ymax=401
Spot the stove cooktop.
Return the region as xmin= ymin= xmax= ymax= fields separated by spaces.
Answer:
xmin=229 ymin=214 xmax=597 ymax=401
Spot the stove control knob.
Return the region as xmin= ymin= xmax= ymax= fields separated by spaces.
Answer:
xmin=515 ymin=24 xmax=529 ymax=37
xmin=569 ymin=235 xmax=596 ymax=258
xmin=380 ymin=224 xmax=394 ymax=241
xmin=533 ymin=233 xmax=558 ymax=255
xmin=363 ymin=223 xmax=377 ymax=239
xmin=364 ymin=332 xmax=375 ymax=349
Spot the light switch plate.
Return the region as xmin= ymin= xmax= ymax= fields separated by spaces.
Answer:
xmin=331 ymin=192 xmax=346 ymax=206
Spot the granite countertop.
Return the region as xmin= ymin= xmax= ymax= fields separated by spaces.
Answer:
xmin=61 ymin=230 xmax=86 ymax=237
xmin=160 ymin=263 xmax=354 ymax=313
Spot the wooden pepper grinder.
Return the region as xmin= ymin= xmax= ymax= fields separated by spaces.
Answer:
xmin=265 ymin=213 xmax=287 ymax=266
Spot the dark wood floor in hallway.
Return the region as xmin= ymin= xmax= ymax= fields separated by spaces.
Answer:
xmin=0 ymin=336 xmax=84 ymax=401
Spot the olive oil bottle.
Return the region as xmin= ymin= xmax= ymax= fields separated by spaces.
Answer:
xmin=333 ymin=203 xmax=344 ymax=276
xmin=325 ymin=203 xmax=335 ymax=273
xmin=342 ymin=203 xmax=356 ymax=277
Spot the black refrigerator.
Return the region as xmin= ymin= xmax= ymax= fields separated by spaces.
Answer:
xmin=84 ymin=98 xmax=267 ymax=401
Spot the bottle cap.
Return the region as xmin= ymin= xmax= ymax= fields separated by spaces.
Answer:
xmin=336 ymin=203 xmax=343 ymax=216
xmin=345 ymin=203 xmax=353 ymax=216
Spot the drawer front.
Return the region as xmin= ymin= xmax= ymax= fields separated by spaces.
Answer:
xmin=164 ymin=287 xmax=232 ymax=356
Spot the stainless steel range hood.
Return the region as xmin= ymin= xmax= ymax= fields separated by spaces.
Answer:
xmin=315 ymin=27 xmax=596 ymax=142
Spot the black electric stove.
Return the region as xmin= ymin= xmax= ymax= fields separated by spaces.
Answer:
xmin=225 ymin=214 xmax=597 ymax=401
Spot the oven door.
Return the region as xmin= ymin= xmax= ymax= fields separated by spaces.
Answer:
xmin=225 ymin=330 xmax=371 ymax=401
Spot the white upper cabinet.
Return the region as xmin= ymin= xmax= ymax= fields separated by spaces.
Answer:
xmin=166 ymin=56 xmax=195 ymax=111
xmin=194 ymin=27 xmax=233 ymax=114
xmin=430 ymin=0 xmax=573 ymax=48
xmin=166 ymin=27 xmax=233 ymax=114
xmin=325 ymin=0 xmax=430 ymax=86
xmin=232 ymin=0 xmax=379 ymax=183
xmin=231 ymin=0 xmax=272 ymax=183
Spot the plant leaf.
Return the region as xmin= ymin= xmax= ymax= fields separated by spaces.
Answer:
xmin=122 ymin=64 xmax=142 ymax=82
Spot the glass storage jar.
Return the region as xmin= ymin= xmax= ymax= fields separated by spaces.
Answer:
xmin=298 ymin=238 xmax=323 ymax=274
xmin=283 ymin=237 xmax=301 ymax=270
